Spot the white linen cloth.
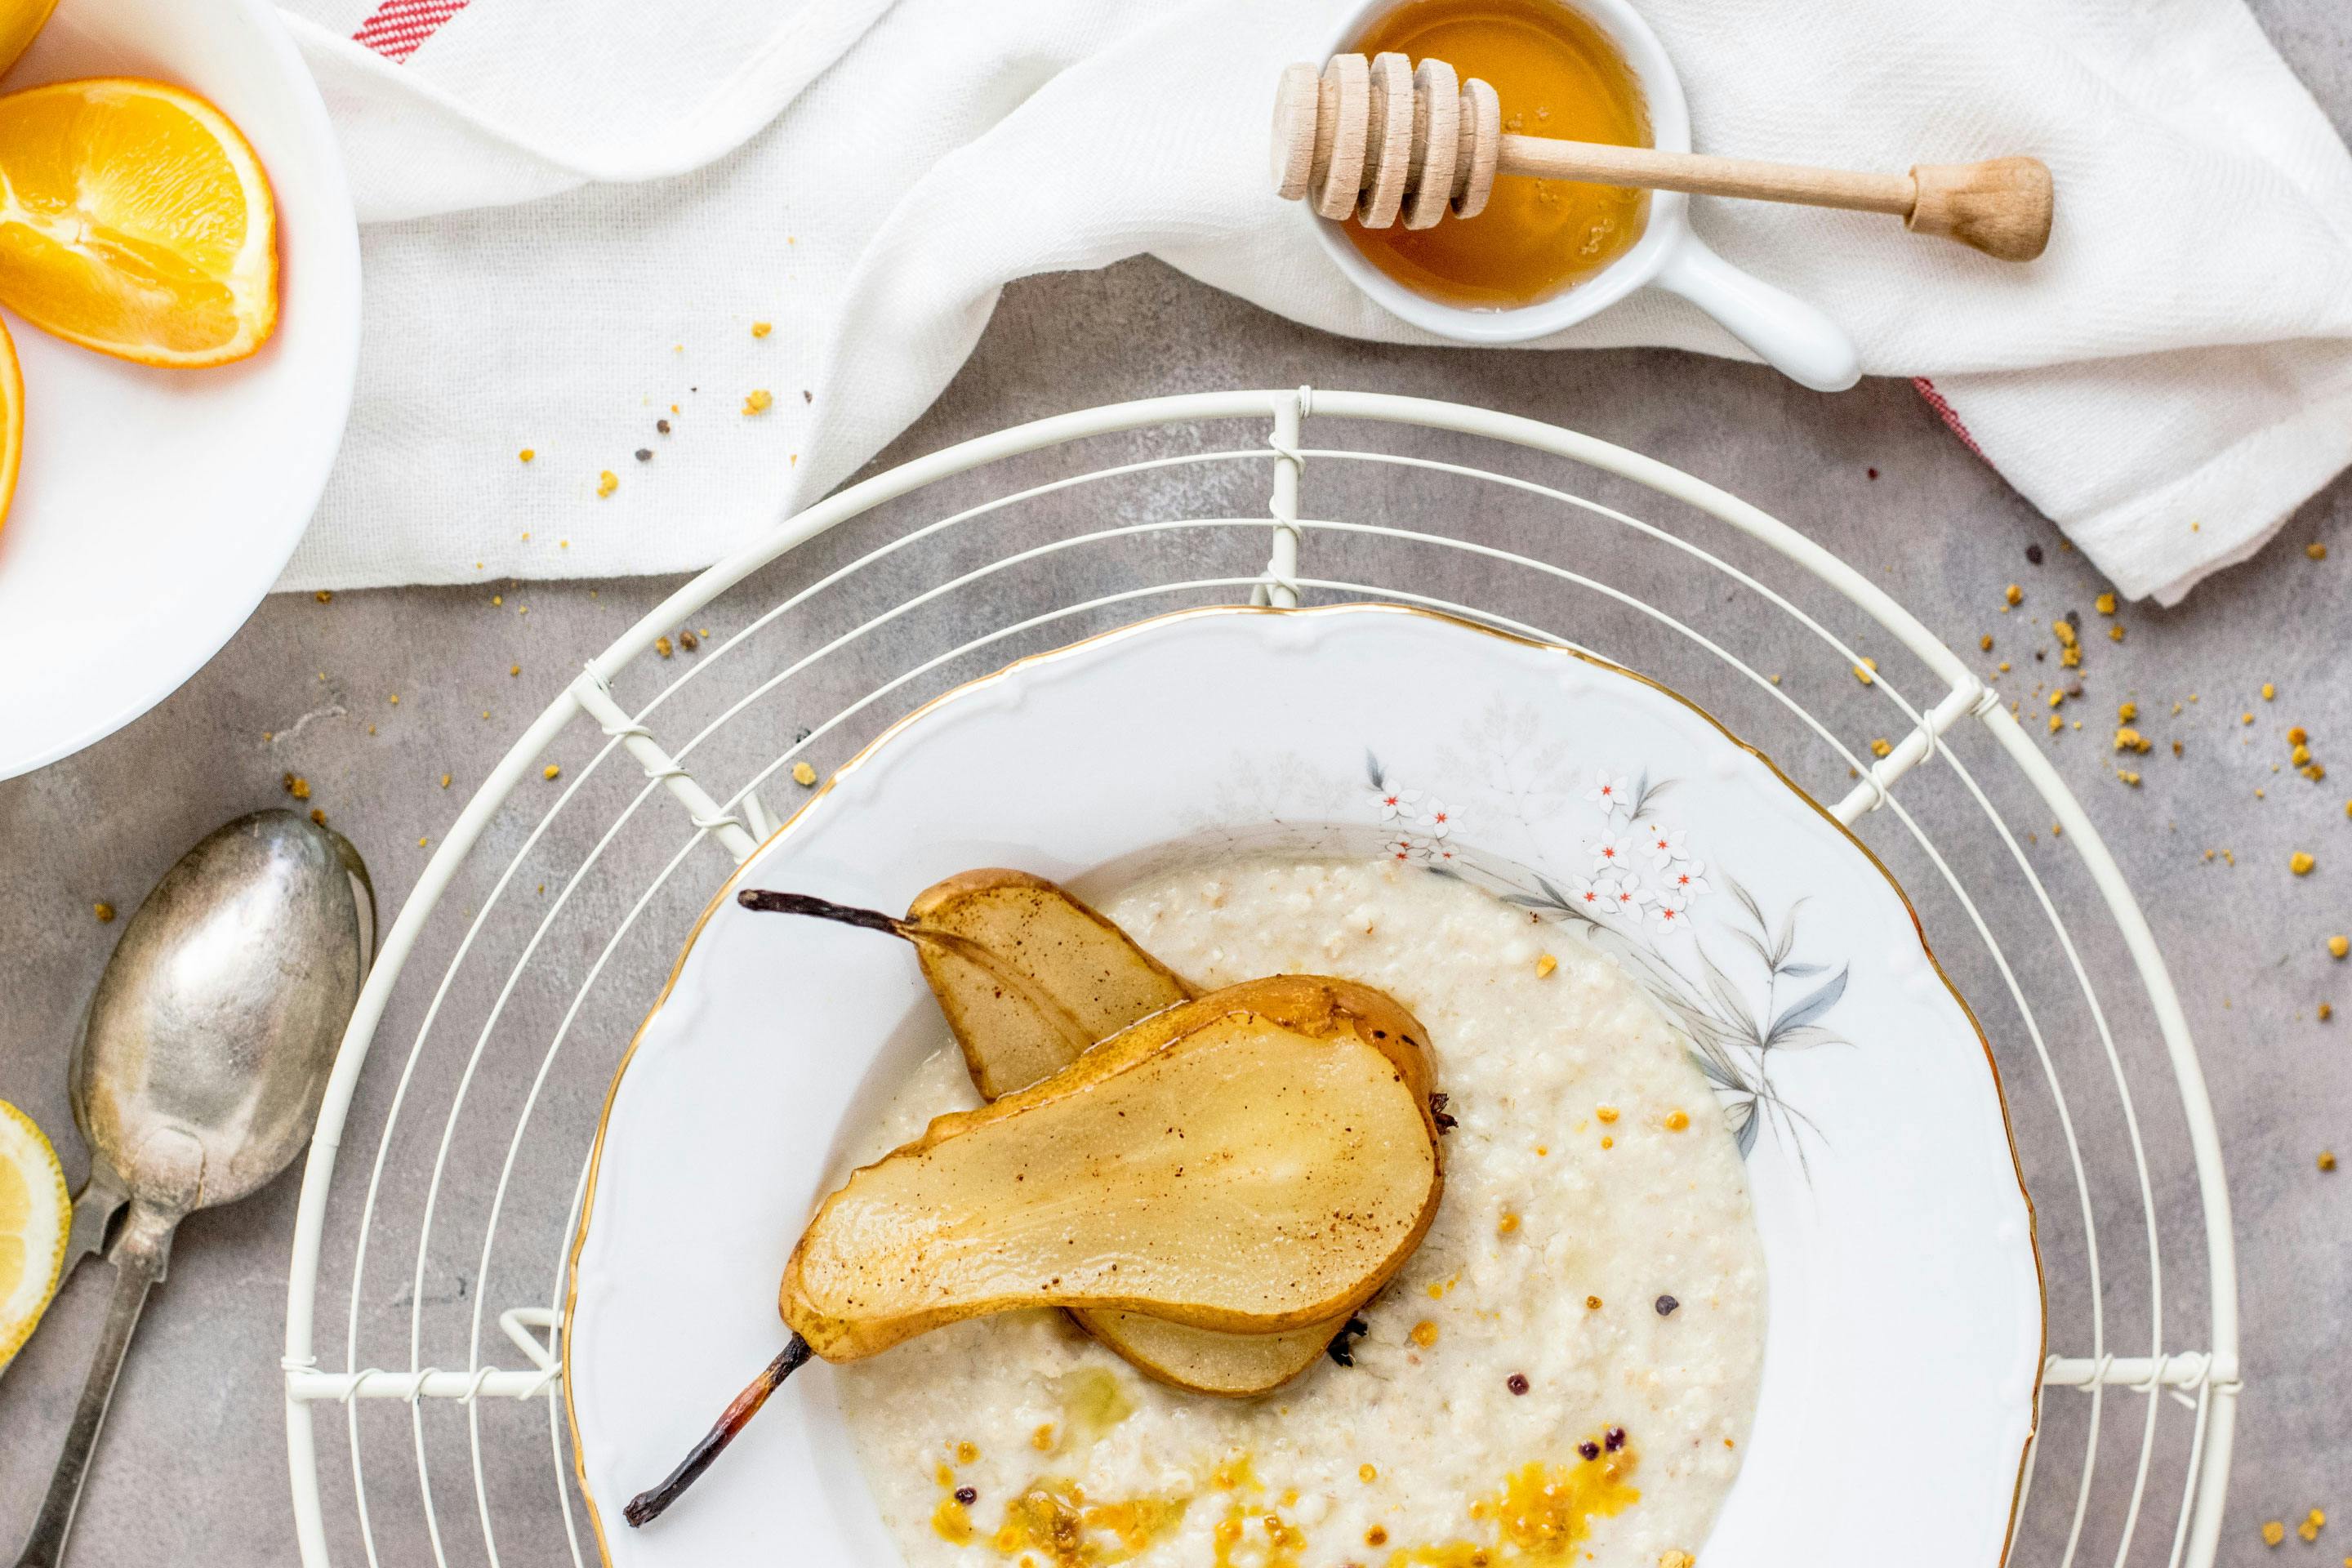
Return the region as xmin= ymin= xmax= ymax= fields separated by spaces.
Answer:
xmin=278 ymin=0 xmax=2352 ymax=604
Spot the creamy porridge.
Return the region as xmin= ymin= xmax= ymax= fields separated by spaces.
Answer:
xmin=836 ymin=856 xmax=1765 ymax=1568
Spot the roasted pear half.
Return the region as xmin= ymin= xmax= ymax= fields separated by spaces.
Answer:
xmin=742 ymin=872 xmax=1419 ymax=1392
xmin=782 ymin=973 xmax=1444 ymax=1361
xmin=907 ymin=869 xmax=1194 ymax=1098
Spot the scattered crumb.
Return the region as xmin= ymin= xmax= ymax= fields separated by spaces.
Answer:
xmin=1661 ymin=1553 xmax=1697 ymax=1568
xmin=2109 ymin=624 xmax=2124 ymax=642
xmin=388 ymin=694 xmax=399 ymax=706
xmin=791 ymin=760 xmax=818 ymax=787
xmin=2330 ymin=936 xmax=2349 ymax=959
xmin=1410 ymin=1320 xmax=1439 ymax=1348
xmin=2119 ymin=702 xmax=2137 ymax=722
xmin=518 ymin=448 xmax=534 ymax=463
xmin=283 ymin=773 xmax=311 ymax=800
xmin=314 ymin=590 xmax=332 ymax=604
xmin=2118 ymin=770 xmax=2141 ymax=786
xmin=751 ymin=321 xmax=772 ymax=337
xmin=597 ymin=470 xmax=618 ymax=498
xmin=2263 ymin=683 xmax=2277 ymax=702
xmin=510 ymin=665 xmax=520 ymax=677
xmin=1496 ymin=1214 xmax=1519 ymax=1236
xmin=2005 ymin=583 xmax=2022 ymax=607
xmin=543 ymin=764 xmax=562 ymax=781
xmin=310 ymin=808 xmax=327 ymax=826
xmin=1595 ymin=1105 xmax=1620 ymax=1124
xmin=2291 ymin=851 xmax=2316 ymax=875
xmin=2265 ymin=1521 xmax=2285 ymax=1547
xmin=2302 ymin=1510 xmax=2328 ymax=1543
xmin=679 ymin=628 xmax=700 ymax=652
xmin=2320 ymin=1003 xmax=2334 ymax=1022
xmin=1535 ymin=953 xmax=1557 ymax=978
xmin=1853 ymin=657 xmax=1876 ymax=685
xmin=1664 ymin=1110 xmax=1690 ymax=1131
xmin=94 ymin=902 xmax=114 ymax=923
xmin=2115 ymin=727 xmax=2150 ymax=754
xmin=656 ymin=635 xmax=675 ymax=659
xmin=2095 ymin=591 xmax=2116 ymax=614
xmin=2322 ymin=1152 xmax=2338 ymax=1172
xmin=439 ymin=773 xmax=452 ymax=789
xmin=743 ymin=389 xmax=774 ymax=416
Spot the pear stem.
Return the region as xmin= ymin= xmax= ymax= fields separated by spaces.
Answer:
xmin=621 ymin=1334 xmax=813 ymax=1527
xmin=737 ymin=889 xmax=905 ymax=933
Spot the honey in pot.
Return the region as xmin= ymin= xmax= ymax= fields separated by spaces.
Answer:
xmin=1343 ymin=0 xmax=1651 ymax=308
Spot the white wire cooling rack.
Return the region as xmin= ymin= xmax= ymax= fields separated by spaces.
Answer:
xmin=277 ymin=389 xmax=2240 ymax=1568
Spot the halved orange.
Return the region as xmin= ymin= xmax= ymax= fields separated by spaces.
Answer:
xmin=0 ymin=77 xmax=277 ymax=367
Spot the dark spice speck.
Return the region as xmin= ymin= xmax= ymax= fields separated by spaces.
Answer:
xmin=2025 ymin=543 xmax=2044 ymax=565
xmin=1506 ymin=1373 xmax=1530 ymax=1396
xmin=1655 ymin=1294 xmax=1679 ymax=1316
xmin=1865 ymin=467 xmax=1878 ymax=480
xmin=656 ymin=418 xmax=671 ymax=434
xmin=954 ymin=1487 xmax=976 ymax=1506
xmin=1603 ymin=1426 xmax=1626 ymax=1453
xmin=1577 ymin=1441 xmax=1601 ymax=1461
xmin=635 ymin=448 xmax=653 ymax=462
xmin=1326 ymin=1315 xmax=1372 ymax=1368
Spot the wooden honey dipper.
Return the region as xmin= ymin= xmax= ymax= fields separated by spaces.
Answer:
xmin=1273 ymin=53 xmax=2054 ymax=262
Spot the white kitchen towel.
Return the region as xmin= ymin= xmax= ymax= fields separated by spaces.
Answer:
xmin=278 ymin=0 xmax=2352 ymax=604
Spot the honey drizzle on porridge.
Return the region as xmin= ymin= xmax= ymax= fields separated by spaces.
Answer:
xmin=1387 ymin=1443 xmax=1642 ymax=1566
xmin=930 ymin=1441 xmax=1640 ymax=1567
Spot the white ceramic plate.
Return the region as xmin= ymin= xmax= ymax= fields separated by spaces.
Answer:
xmin=566 ymin=605 xmax=2043 ymax=1568
xmin=0 ymin=0 xmax=360 ymax=780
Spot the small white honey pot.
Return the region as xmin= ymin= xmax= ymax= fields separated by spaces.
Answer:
xmin=1282 ymin=0 xmax=2053 ymax=390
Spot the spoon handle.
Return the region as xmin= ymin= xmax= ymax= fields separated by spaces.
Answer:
xmin=60 ymin=1166 xmax=127 ymax=1278
xmin=13 ymin=1209 xmax=174 ymax=1568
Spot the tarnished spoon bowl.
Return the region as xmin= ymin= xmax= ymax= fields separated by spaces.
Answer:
xmin=17 ymin=810 xmax=372 ymax=1568
xmin=73 ymin=811 xmax=372 ymax=1213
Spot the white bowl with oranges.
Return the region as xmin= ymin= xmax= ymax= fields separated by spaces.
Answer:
xmin=0 ymin=0 xmax=359 ymax=780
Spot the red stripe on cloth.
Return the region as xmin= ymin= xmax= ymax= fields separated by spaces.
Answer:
xmin=352 ymin=0 xmax=470 ymax=62
xmin=1913 ymin=376 xmax=1985 ymax=461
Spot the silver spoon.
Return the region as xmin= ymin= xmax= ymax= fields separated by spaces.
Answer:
xmin=14 ymin=810 xmax=373 ymax=1568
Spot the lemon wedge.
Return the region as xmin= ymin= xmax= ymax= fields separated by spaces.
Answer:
xmin=0 ymin=76 xmax=277 ymax=366
xmin=0 ymin=1098 xmax=69 ymax=1369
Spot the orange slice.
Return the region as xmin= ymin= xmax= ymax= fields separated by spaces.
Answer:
xmin=0 ymin=314 xmax=19 ymax=535
xmin=0 ymin=0 xmax=59 ymax=81
xmin=0 ymin=77 xmax=277 ymax=367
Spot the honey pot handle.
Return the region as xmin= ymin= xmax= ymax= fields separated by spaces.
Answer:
xmin=1655 ymin=238 xmax=1860 ymax=394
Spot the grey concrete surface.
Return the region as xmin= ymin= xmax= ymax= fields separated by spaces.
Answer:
xmin=4 ymin=9 xmax=2350 ymax=1562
